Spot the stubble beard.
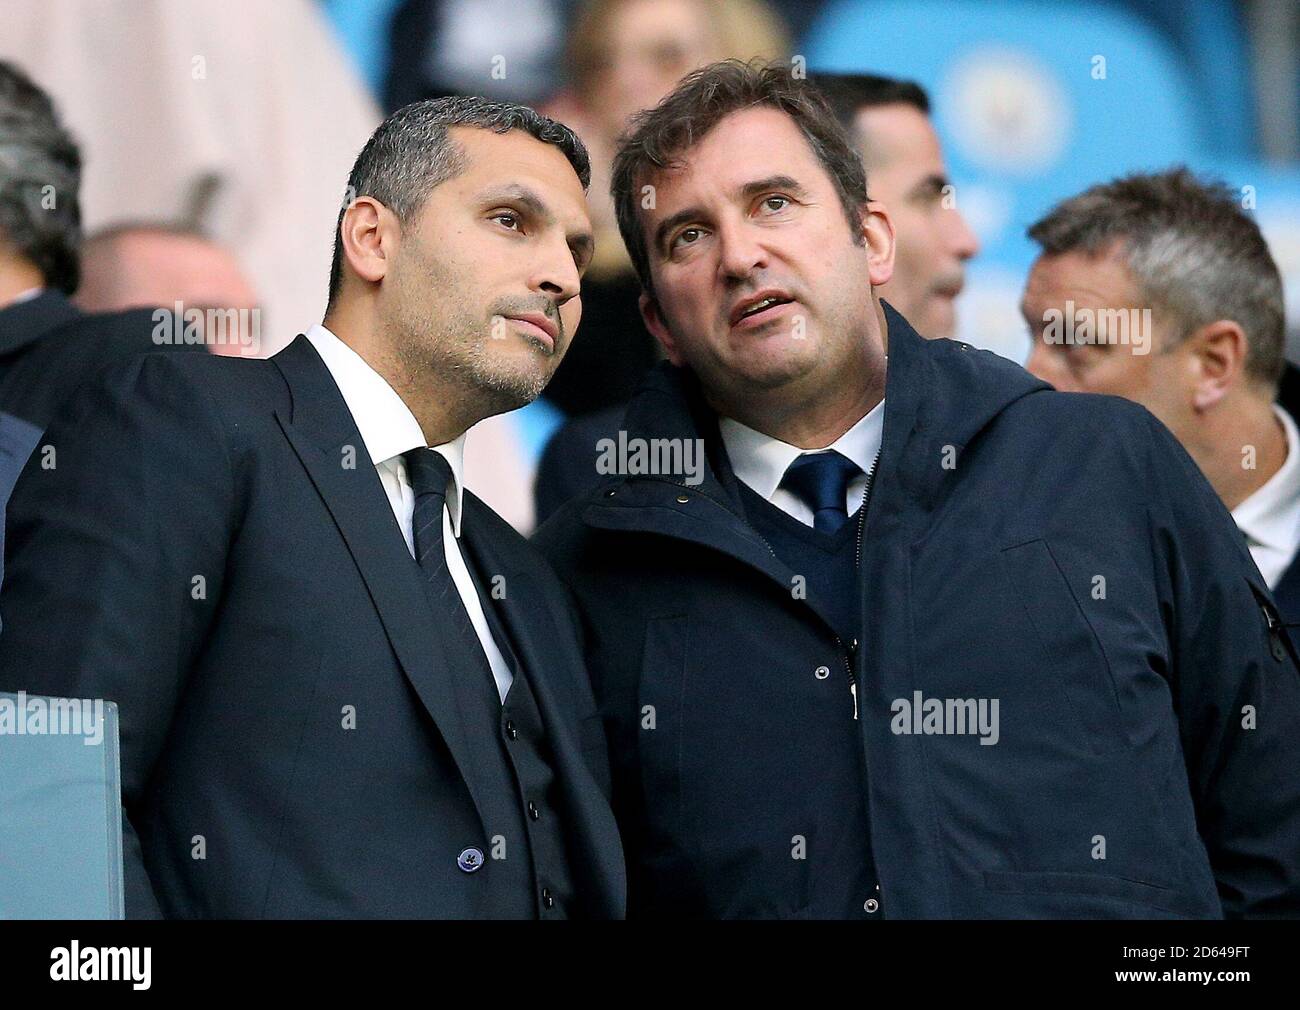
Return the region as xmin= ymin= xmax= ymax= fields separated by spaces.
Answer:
xmin=390 ymin=264 xmax=552 ymax=424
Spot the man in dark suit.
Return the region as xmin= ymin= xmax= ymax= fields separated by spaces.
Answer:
xmin=1024 ymin=169 xmax=1300 ymax=625
xmin=0 ymin=95 xmax=623 ymax=918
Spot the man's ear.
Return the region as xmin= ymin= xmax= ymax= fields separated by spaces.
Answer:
xmin=860 ymin=200 xmax=895 ymax=288
xmin=339 ymin=197 xmax=395 ymax=288
xmin=640 ymin=290 xmax=684 ymax=366
xmin=1186 ymin=318 xmax=1248 ymax=412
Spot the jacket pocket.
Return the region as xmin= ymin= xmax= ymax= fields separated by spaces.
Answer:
xmin=984 ymin=869 xmax=1210 ymax=918
xmin=1000 ymin=538 xmax=1126 ymax=754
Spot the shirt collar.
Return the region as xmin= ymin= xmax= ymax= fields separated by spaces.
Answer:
xmin=718 ymin=397 xmax=885 ymax=503
xmin=305 ymin=324 xmax=466 ymax=536
xmin=1232 ymin=403 xmax=1300 ymax=553
xmin=10 ymin=287 xmax=43 ymax=306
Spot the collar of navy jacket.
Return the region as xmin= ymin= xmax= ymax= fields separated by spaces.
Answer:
xmin=578 ymin=302 xmax=1050 ymax=594
xmin=0 ymin=288 xmax=81 ymax=358
xmin=271 ymin=334 xmax=624 ymax=917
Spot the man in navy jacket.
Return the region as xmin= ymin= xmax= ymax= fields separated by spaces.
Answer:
xmin=534 ymin=61 xmax=1300 ymax=919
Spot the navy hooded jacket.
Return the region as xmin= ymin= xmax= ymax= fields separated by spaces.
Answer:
xmin=534 ymin=304 xmax=1300 ymax=919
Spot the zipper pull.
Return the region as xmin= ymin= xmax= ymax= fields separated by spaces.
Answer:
xmin=846 ymin=637 xmax=859 ymax=720
xmin=1262 ymin=601 xmax=1288 ymax=662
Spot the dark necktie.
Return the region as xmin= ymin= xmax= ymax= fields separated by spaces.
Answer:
xmin=403 ymin=447 xmax=496 ymax=684
xmin=780 ymin=450 xmax=862 ymax=534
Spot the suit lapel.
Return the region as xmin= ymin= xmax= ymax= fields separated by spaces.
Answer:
xmin=459 ymin=506 xmax=626 ymax=917
xmin=271 ymin=335 xmax=493 ymax=832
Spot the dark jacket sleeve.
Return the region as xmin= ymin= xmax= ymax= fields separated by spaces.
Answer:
xmin=1143 ymin=410 xmax=1300 ymax=917
xmin=0 ymin=353 xmax=235 ymax=918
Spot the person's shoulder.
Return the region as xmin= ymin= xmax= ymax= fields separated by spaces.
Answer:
xmin=1001 ymin=385 xmax=1156 ymax=433
xmin=531 ymin=488 xmax=597 ymax=570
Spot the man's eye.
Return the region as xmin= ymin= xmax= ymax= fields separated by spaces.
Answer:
xmin=672 ymin=227 xmax=703 ymax=250
xmin=493 ymin=212 xmax=521 ymax=230
xmin=760 ymin=195 xmax=790 ymax=213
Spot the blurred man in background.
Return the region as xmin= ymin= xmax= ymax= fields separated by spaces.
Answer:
xmin=77 ymin=223 xmax=261 ymax=357
xmin=813 ymin=72 xmax=980 ymax=339
xmin=0 ymin=62 xmax=197 ymax=506
xmin=1023 ymin=168 xmax=1300 ymax=619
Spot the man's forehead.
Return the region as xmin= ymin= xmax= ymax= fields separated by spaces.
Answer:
xmin=853 ymin=103 xmax=940 ymax=169
xmin=447 ymin=127 xmax=583 ymax=191
xmin=1023 ymin=247 xmax=1140 ymax=310
xmin=642 ymin=107 xmax=827 ymax=202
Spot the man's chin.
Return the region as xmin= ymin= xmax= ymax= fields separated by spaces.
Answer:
xmin=920 ymin=293 xmax=960 ymax=339
xmin=469 ymin=361 xmax=553 ymax=413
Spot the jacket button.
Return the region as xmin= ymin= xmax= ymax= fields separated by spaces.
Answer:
xmin=604 ymin=488 xmax=617 ymax=497
xmin=457 ymin=847 xmax=484 ymax=873
xmin=864 ymin=897 xmax=880 ymax=913
xmin=676 ymin=494 xmax=690 ymax=503
xmin=505 ymin=720 xmax=518 ymax=740
xmin=814 ymin=665 xmax=830 ymax=680
xmin=542 ymin=887 xmax=555 ymax=909
xmin=528 ymin=801 xmax=540 ymax=820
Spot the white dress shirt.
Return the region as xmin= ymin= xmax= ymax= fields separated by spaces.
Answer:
xmin=1232 ymin=403 xmax=1300 ymax=590
xmin=718 ymin=399 xmax=886 ymax=527
xmin=10 ymin=287 xmax=43 ymax=306
xmin=306 ymin=324 xmax=514 ymax=702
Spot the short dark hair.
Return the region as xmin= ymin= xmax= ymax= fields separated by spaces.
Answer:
xmin=0 ymin=61 xmax=82 ymax=293
xmin=809 ymin=72 xmax=930 ymax=131
xmin=1028 ymin=167 xmax=1286 ymax=390
xmin=611 ymin=59 xmax=868 ymax=294
xmin=327 ymin=95 xmax=590 ymax=306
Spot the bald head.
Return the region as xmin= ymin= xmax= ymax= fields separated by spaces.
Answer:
xmin=76 ymin=226 xmax=257 ymax=316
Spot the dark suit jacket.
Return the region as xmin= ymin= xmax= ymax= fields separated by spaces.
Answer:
xmin=0 ymin=335 xmax=624 ymax=918
xmin=0 ymin=290 xmax=202 ymax=607
xmin=0 ymin=290 xmax=183 ymax=430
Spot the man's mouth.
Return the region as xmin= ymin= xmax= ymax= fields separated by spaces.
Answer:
xmin=502 ymin=313 xmax=558 ymax=351
xmin=933 ymin=275 xmax=965 ymax=300
xmin=730 ymin=291 xmax=796 ymax=329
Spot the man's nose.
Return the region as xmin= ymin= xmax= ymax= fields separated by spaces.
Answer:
xmin=946 ymin=207 xmax=981 ymax=261
xmin=716 ymin=218 xmax=767 ymax=281
xmin=534 ymin=238 xmax=581 ymax=306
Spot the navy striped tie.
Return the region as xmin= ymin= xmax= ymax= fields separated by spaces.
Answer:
xmin=404 ymin=448 xmax=494 ymax=679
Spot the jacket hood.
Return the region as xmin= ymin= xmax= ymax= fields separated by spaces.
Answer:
xmin=607 ymin=301 xmax=1048 ymax=513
